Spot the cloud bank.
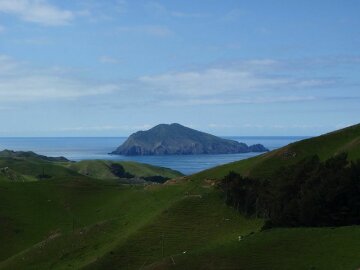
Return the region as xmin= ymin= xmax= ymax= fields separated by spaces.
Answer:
xmin=0 ymin=55 xmax=118 ymax=102
xmin=0 ymin=55 xmax=354 ymax=108
xmin=0 ymin=0 xmax=74 ymax=26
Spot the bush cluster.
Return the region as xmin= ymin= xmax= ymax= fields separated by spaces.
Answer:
xmin=220 ymin=154 xmax=360 ymax=227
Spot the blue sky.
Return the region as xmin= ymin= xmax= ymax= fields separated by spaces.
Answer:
xmin=0 ymin=0 xmax=359 ymax=136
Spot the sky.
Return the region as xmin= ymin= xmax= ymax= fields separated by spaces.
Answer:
xmin=0 ymin=0 xmax=359 ymax=137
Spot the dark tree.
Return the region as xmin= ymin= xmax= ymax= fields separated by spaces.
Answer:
xmin=221 ymin=154 xmax=360 ymax=228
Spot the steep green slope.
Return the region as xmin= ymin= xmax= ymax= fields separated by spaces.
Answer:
xmin=192 ymin=123 xmax=360 ymax=181
xmin=2 ymin=174 xmax=360 ymax=270
xmin=0 ymin=180 xmax=261 ymax=270
xmin=0 ymin=180 xmax=187 ymax=269
xmin=148 ymin=226 xmax=360 ymax=270
xmin=85 ymin=192 xmax=262 ymax=270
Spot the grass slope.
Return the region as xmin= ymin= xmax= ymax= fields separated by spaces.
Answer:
xmin=0 ymin=167 xmax=37 ymax=182
xmin=2 ymin=175 xmax=360 ymax=270
xmin=192 ymin=123 xmax=360 ymax=181
xmin=0 ymin=179 xmax=187 ymax=269
xmin=3 ymin=176 xmax=358 ymax=270
xmin=0 ymin=124 xmax=359 ymax=269
xmin=0 ymin=152 xmax=182 ymax=183
xmin=0 ymin=150 xmax=68 ymax=162
xmin=65 ymin=160 xmax=183 ymax=180
xmin=85 ymin=191 xmax=262 ymax=270
xmin=0 ymin=157 xmax=82 ymax=182
xmin=148 ymin=226 xmax=360 ymax=270
xmin=0 ymin=179 xmax=261 ymax=270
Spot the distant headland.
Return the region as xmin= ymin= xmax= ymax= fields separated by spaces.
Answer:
xmin=111 ymin=123 xmax=269 ymax=156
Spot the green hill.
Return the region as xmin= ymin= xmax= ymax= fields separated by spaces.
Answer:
xmin=0 ymin=151 xmax=183 ymax=184
xmin=65 ymin=160 xmax=183 ymax=182
xmin=0 ymin=124 xmax=360 ymax=269
xmin=0 ymin=178 xmax=262 ymax=270
xmin=0 ymin=166 xmax=37 ymax=182
xmin=0 ymin=156 xmax=82 ymax=182
xmin=147 ymin=226 xmax=360 ymax=270
xmin=192 ymin=123 xmax=360 ymax=181
xmin=0 ymin=150 xmax=69 ymax=162
xmin=2 ymin=175 xmax=359 ymax=270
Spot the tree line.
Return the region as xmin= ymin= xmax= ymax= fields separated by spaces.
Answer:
xmin=220 ymin=153 xmax=360 ymax=228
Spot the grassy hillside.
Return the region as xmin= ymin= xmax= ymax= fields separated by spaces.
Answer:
xmin=0 ymin=157 xmax=82 ymax=182
xmin=0 ymin=152 xmax=182 ymax=183
xmin=0 ymin=179 xmax=187 ymax=269
xmin=192 ymin=123 xmax=360 ymax=181
xmin=0 ymin=152 xmax=260 ymax=269
xmin=0 ymin=179 xmax=261 ymax=270
xmin=0 ymin=124 xmax=359 ymax=269
xmin=85 ymin=192 xmax=262 ymax=270
xmin=0 ymin=150 xmax=68 ymax=162
xmin=65 ymin=160 xmax=183 ymax=181
xmin=147 ymin=226 xmax=360 ymax=270
xmin=0 ymin=166 xmax=37 ymax=182
xmin=2 ymin=175 xmax=359 ymax=270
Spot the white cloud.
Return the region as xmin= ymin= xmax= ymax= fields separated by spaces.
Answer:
xmin=0 ymin=77 xmax=117 ymax=101
xmin=118 ymin=25 xmax=173 ymax=37
xmin=114 ymin=0 xmax=127 ymax=13
xmin=74 ymin=0 xmax=127 ymax=23
xmin=208 ymin=123 xmax=235 ymax=129
xmin=0 ymin=0 xmax=74 ymax=26
xmin=223 ymin=9 xmax=243 ymax=21
xmin=106 ymin=59 xmax=338 ymax=106
xmin=139 ymin=68 xmax=290 ymax=97
xmin=57 ymin=125 xmax=120 ymax=132
xmin=241 ymin=123 xmax=335 ymax=130
xmin=160 ymin=96 xmax=317 ymax=106
xmin=0 ymin=56 xmax=342 ymax=106
xmin=99 ymin=56 xmax=119 ymax=64
xmin=0 ymin=24 xmax=5 ymax=33
xmin=145 ymin=1 xmax=166 ymax=15
xmin=57 ymin=124 xmax=152 ymax=132
xmin=21 ymin=37 xmax=51 ymax=45
xmin=170 ymin=11 xmax=208 ymax=18
xmin=0 ymin=55 xmax=19 ymax=73
xmin=145 ymin=1 xmax=209 ymax=19
xmin=135 ymin=58 xmax=336 ymax=101
xmin=0 ymin=55 xmax=119 ymax=102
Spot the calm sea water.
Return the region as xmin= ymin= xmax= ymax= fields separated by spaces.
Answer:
xmin=0 ymin=136 xmax=307 ymax=175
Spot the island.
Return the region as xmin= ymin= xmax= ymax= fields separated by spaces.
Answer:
xmin=111 ymin=123 xmax=269 ymax=156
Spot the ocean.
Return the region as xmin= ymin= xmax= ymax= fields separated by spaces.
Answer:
xmin=0 ymin=136 xmax=307 ymax=175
